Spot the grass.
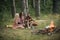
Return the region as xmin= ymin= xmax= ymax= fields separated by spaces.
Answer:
xmin=0 ymin=14 xmax=60 ymax=40
xmin=0 ymin=28 xmax=50 ymax=40
xmin=0 ymin=28 xmax=60 ymax=40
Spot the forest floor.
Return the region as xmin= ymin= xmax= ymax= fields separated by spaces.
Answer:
xmin=0 ymin=14 xmax=60 ymax=40
xmin=0 ymin=26 xmax=60 ymax=40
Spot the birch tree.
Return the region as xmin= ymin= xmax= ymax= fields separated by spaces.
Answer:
xmin=26 ymin=0 xmax=29 ymax=14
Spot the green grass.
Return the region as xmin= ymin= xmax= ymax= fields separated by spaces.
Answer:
xmin=0 ymin=28 xmax=50 ymax=40
xmin=0 ymin=28 xmax=60 ymax=40
xmin=0 ymin=14 xmax=60 ymax=40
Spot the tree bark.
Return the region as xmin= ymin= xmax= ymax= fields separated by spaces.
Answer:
xmin=22 ymin=0 xmax=27 ymax=16
xmin=53 ymin=0 xmax=60 ymax=13
xmin=33 ymin=0 xmax=35 ymax=8
xmin=26 ymin=0 xmax=29 ymax=14
xmin=44 ymin=0 xmax=45 ymax=6
xmin=11 ymin=0 xmax=16 ymax=18
xmin=35 ymin=0 xmax=40 ymax=18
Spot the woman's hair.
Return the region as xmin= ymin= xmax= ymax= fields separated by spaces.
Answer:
xmin=15 ymin=13 xmax=19 ymax=16
xmin=14 ymin=13 xmax=19 ymax=22
xmin=15 ymin=13 xmax=19 ymax=18
xmin=19 ymin=12 xmax=24 ymax=18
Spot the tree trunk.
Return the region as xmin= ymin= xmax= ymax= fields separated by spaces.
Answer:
xmin=33 ymin=0 xmax=35 ymax=8
xmin=35 ymin=0 xmax=40 ymax=18
xmin=22 ymin=0 xmax=27 ymax=16
xmin=53 ymin=0 xmax=60 ymax=14
xmin=44 ymin=0 xmax=46 ymax=7
xmin=11 ymin=0 xmax=16 ymax=18
xmin=26 ymin=0 xmax=29 ymax=14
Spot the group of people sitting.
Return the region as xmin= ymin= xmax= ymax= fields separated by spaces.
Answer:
xmin=13 ymin=12 xmax=37 ymax=29
xmin=12 ymin=12 xmax=55 ymax=33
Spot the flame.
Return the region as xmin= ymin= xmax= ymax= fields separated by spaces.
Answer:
xmin=49 ymin=20 xmax=55 ymax=28
xmin=49 ymin=20 xmax=55 ymax=32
